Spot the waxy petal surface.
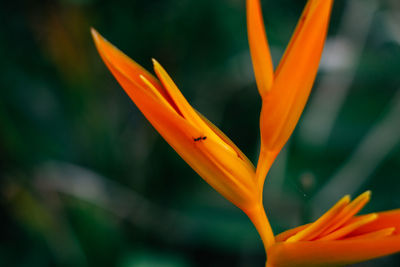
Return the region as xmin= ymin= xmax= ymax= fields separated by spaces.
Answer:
xmin=272 ymin=195 xmax=400 ymax=266
xmin=91 ymin=29 xmax=178 ymax=111
xmin=91 ymin=29 xmax=258 ymax=210
xmin=349 ymin=209 xmax=400 ymax=236
xmin=247 ymin=0 xmax=274 ymax=97
xmin=261 ymin=0 xmax=333 ymax=152
xmin=267 ymin=235 xmax=400 ymax=267
xmin=256 ymin=0 xmax=332 ymax=178
xmin=286 ymin=195 xmax=350 ymax=242
xmin=255 ymin=0 xmax=334 ymax=185
xmin=317 ymin=191 xmax=371 ymax=237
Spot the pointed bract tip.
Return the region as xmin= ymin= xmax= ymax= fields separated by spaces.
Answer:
xmin=152 ymin=59 xmax=167 ymax=75
xmin=359 ymin=190 xmax=372 ymax=201
xmin=151 ymin=58 xmax=161 ymax=70
xmin=342 ymin=195 xmax=351 ymax=202
xmin=90 ymin=27 xmax=100 ymax=40
xmin=363 ymin=190 xmax=372 ymax=197
xmin=90 ymin=28 xmax=106 ymax=49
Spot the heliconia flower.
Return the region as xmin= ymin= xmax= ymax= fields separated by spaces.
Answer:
xmin=90 ymin=29 xmax=265 ymax=218
xmin=247 ymin=0 xmax=400 ymax=266
xmin=91 ymin=25 xmax=277 ymax=246
xmin=267 ymin=192 xmax=400 ymax=267
xmin=247 ymin=0 xmax=335 ymax=190
xmin=91 ymin=0 xmax=400 ymax=265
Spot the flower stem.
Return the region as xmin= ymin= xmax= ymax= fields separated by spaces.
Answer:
xmin=255 ymin=147 xmax=277 ymax=195
xmin=246 ymin=203 xmax=275 ymax=255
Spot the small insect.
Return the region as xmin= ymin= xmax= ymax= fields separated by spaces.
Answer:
xmin=194 ymin=136 xmax=207 ymax=142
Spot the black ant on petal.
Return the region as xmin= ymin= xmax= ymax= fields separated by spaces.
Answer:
xmin=194 ymin=136 xmax=207 ymax=142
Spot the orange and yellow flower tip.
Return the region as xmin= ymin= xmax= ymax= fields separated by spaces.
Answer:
xmin=90 ymin=28 xmax=261 ymax=212
xmin=247 ymin=1 xmax=400 ymax=265
xmin=247 ymin=0 xmax=334 ymax=187
xmin=266 ymin=192 xmax=400 ymax=267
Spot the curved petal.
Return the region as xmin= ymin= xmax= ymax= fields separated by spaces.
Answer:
xmin=286 ymin=195 xmax=350 ymax=242
xmin=247 ymin=0 xmax=274 ymax=97
xmin=195 ymin=111 xmax=255 ymax=175
xmin=91 ymin=28 xmax=179 ymax=112
xmin=256 ymin=0 xmax=334 ymax=185
xmin=256 ymin=0 xmax=334 ymax=186
xmin=261 ymin=0 xmax=333 ymax=152
xmin=267 ymin=236 xmax=400 ymax=267
xmin=91 ymin=29 xmax=258 ymax=210
xmin=348 ymin=209 xmax=400 ymax=236
xmin=275 ymin=224 xmax=310 ymax=243
xmin=317 ymin=191 xmax=371 ymax=237
xmin=151 ymin=59 xmax=250 ymax=166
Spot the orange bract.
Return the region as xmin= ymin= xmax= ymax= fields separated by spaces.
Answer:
xmin=91 ymin=0 xmax=400 ymax=266
xmin=246 ymin=0 xmax=400 ymax=266
xmin=246 ymin=0 xmax=274 ymax=97
xmin=91 ymin=29 xmax=260 ymax=212
xmin=269 ymin=193 xmax=400 ymax=267
xmin=251 ymin=0 xmax=334 ymax=188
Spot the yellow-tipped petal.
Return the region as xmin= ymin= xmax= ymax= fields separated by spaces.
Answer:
xmin=271 ymin=193 xmax=400 ymax=266
xmin=316 ymin=191 xmax=371 ymax=237
xmin=151 ymin=59 xmax=254 ymax=169
xmin=344 ymin=227 xmax=396 ymax=240
xmin=256 ymin=0 xmax=334 ymax=184
xmin=349 ymin=209 xmax=400 ymax=236
xmin=195 ymin=111 xmax=256 ymax=175
xmin=139 ymin=75 xmax=177 ymax=114
xmin=91 ymin=28 xmax=178 ymax=111
xmin=152 ymin=59 xmax=207 ymax=128
xmin=247 ymin=0 xmax=274 ymax=97
xmin=91 ymin=29 xmax=258 ymax=210
xmin=275 ymin=224 xmax=310 ymax=243
xmin=317 ymin=213 xmax=378 ymax=241
xmin=267 ymin=235 xmax=400 ymax=267
xmin=272 ymin=195 xmax=400 ymax=266
xmin=150 ymin=59 xmax=258 ymax=205
xmin=286 ymin=195 xmax=350 ymax=242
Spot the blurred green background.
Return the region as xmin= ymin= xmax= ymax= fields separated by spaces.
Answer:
xmin=1 ymin=0 xmax=400 ymax=266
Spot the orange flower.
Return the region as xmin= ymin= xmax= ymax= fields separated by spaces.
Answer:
xmin=90 ymin=27 xmax=275 ymax=246
xmin=247 ymin=0 xmax=335 ymax=190
xmin=91 ymin=0 xmax=400 ymax=265
xmin=267 ymin=192 xmax=400 ymax=267
xmin=91 ymin=22 xmax=278 ymax=246
xmin=90 ymin=29 xmax=259 ymax=211
xmin=247 ymin=0 xmax=400 ymax=266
